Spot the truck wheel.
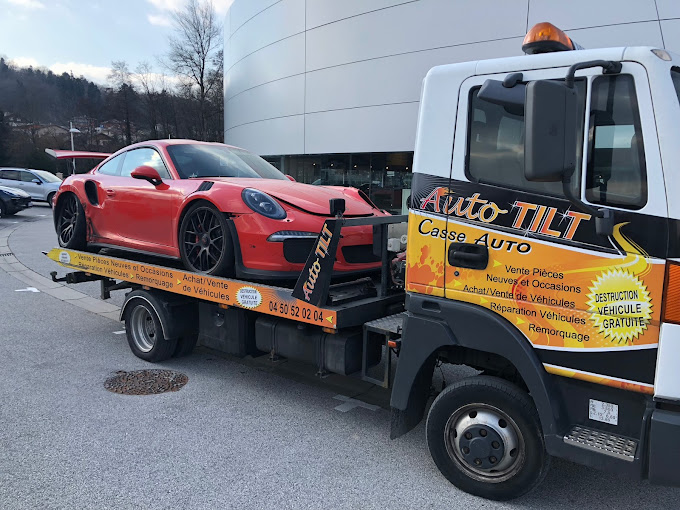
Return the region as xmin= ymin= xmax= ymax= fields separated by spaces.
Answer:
xmin=426 ymin=375 xmax=549 ymax=501
xmin=173 ymin=333 xmax=199 ymax=358
xmin=124 ymin=299 xmax=177 ymax=362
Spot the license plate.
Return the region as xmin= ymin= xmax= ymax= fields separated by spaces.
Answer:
xmin=589 ymin=399 xmax=618 ymax=425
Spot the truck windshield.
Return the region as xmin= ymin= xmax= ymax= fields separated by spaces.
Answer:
xmin=167 ymin=144 xmax=287 ymax=180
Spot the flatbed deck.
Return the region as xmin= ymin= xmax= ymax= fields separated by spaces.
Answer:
xmin=46 ymin=248 xmax=403 ymax=329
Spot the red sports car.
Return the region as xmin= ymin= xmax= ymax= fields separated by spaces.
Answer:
xmin=50 ymin=140 xmax=388 ymax=279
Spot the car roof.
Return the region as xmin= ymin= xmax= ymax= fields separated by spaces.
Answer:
xmin=116 ymin=139 xmax=243 ymax=152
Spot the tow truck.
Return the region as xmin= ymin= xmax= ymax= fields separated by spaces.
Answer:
xmin=47 ymin=23 xmax=680 ymax=500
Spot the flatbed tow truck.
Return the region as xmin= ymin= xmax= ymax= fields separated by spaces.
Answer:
xmin=47 ymin=23 xmax=680 ymax=501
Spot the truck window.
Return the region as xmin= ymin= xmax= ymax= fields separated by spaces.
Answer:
xmin=466 ymin=81 xmax=585 ymax=198
xmin=671 ymin=67 xmax=680 ymax=106
xmin=585 ymin=75 xmax=647 ymax=209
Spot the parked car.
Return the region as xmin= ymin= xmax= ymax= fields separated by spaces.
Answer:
xmin=0 ymin=186 xmax=32 ymax=217
xmin=0 ymin=168 xmax=62 ymax=207
xmin=51 ymin=140 xmax=388 ymax=279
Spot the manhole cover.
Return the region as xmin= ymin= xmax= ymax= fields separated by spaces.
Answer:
xmin=104 ymin=369 xmax=188 ymax=395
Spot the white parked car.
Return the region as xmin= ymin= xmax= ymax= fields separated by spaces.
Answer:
xmin=0 ymin=168 xmax=62 ymax=207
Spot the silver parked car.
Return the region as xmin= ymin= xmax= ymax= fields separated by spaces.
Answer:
xmin=0 ymin=168 xmax=62 ymax=207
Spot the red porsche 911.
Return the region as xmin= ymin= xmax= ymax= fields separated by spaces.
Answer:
xmin=51 ymin=140 xmax=388 ymax=279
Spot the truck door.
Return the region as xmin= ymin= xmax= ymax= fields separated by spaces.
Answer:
xmin=429 ymin=64 xmax=667 ymax=394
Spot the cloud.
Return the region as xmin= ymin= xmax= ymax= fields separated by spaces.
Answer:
xmin=148 ymin=13 xmax=172 ymax=26
xmin=7 ymin=0 xmax=45 ymax=8
xmin=146 ymin=0 xmax=183 ymax=11
xmin=146 ymin=0 xmax=234 ymax=16
xmin=49 ymin=62 xmax=112 ymax=84
xmin=9 ymin=56 xmax=40 ymax=68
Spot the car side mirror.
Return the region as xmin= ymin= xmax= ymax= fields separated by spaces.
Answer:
xmin=524 ymin=79 xmax=578 ymax=182
xmin=285 ymin=174 xmax=296 ymax=182
xmin=131 ymin=165 xmax=163 ymax=186
xmin=32 ymin=178 xmax=42 ymax=185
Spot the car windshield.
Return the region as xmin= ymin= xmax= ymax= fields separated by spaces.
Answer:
xmin=167 ymin=144 xmax=287 ymax=180
xmin=32 ymin=170 xmax=62 ymax=183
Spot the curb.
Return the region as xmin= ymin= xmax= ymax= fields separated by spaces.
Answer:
xmin=0 ymin=217 xmax=121 ymax=322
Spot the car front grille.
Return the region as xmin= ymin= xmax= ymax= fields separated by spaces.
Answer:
xmin=341 ymin=245 xmax=380 ymax=264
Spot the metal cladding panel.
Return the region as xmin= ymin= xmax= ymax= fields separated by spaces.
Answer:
xmin=226 ymin=74 xmax=305 ymax=131
xmin=567 ymin=21 xmax=664 ymax=50
xmin=305 ymin=0 xmax=415 ymax=30
xmin=656 ymin=0 xmax=680 ymax=20
xmin=228 ymin=0 xmax=305 ymax=65
xmin=226 ymin=32 xmax=305 ymax=101
xmin=304 ymin=0 xmax=528 ymax=72
xmin=661 ymin=19 xmax=680 ymax=54
xmin=226 ymin=115 xmax=305 ymax=156
xmin=528 ymin=0 xmax=659 ymax=29
xmin=305 ymin=38 xmax=523 ymax=114
xmin=229 ymin=0 xmax=279 ymax=33
xmin=304 ymin=103 xmax=419 ymax=155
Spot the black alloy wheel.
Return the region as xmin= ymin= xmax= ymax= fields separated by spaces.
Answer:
xmin=57 ymin=193 xmax=86 ymax=250
xmin=179 ymin=202 xmax=233 ymax=276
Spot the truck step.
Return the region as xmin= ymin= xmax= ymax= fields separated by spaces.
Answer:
xmin=364 ymin=313 xmax=405 ymax=336
xmin=563 ymin=425 xmax=637 ymax=462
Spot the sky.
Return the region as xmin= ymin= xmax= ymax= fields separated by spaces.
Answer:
xmin=0 ymin=0 xmax=233 ymax=85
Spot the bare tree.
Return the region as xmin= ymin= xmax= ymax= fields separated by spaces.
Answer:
xmin=166 ymin=0 xmax=222 ymax=140
xmin=108 ymin=60 xmax=136 ymax=145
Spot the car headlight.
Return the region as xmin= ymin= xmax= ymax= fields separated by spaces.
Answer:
xmin=242 ymin=188 xmax=286 ymax=220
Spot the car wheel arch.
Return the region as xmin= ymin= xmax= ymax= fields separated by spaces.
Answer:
xmin=175 ymin=197 xmax=227 ymax=245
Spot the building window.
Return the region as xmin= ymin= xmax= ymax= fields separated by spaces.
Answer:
xmin=265 ymin=152 xmax=413 ymax=214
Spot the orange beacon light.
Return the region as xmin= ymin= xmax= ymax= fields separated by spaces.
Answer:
xmin=522 ymin=22 xmax=583 ymax=54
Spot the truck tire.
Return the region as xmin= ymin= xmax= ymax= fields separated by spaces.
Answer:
xmin=173 ymin=333 xmax=199 ymax=358
xmin=123 ymin=298 xmax=177 ymax=362
xmin=426 ymin=375 xmax=549 ymax=501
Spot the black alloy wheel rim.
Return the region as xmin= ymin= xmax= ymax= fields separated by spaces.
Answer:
xmin=58 ymin=195 xmax=79 ymax=244
xmin=183 ymin=207 xmax=225 ymax=272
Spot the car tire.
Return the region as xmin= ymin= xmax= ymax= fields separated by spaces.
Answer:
xmin=123 ymin=298 xmax=177 ymax=362
xmin=47 ymin=192 xmax=56 ymax=208
xmin=0 ymin=200 xmax=5 ymax=218
xmin=179 ymin=201 xmax=234 ymax=276
xmin=426 ymin=375 xmax=550 ymax=501
xmin=56 ymin=193 xmax=87 ymax=250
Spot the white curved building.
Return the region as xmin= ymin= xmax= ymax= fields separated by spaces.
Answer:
xmin=224 ymin=0 xmax=680 ymax=212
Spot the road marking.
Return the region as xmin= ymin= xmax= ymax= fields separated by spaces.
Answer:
xmin=15 ymin=287 xmax=40 ymax=293
xmin=333 ymin=394 xmax=380 ymax=413
xmin=113 ymin=330 xmax=126 ymax=335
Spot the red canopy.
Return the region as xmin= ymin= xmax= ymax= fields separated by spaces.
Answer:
xmin=45 ymin=149 xmax=111 ymax=160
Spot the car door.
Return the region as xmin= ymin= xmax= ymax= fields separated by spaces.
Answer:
xmin=434 ymin=64 xmax=667 ymax=392
xmin=105 ymin=147 xmax=179 ymax=253
xmin=19 ymin=170 xmax=44 ymax=200
xmin=86 ymin=153 xmax=125 ymax=242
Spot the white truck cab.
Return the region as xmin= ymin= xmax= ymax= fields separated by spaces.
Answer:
xmin=393 ymin=23 xmax=680 ymax=499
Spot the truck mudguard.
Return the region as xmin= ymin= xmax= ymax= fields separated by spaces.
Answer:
xmin=391 ymin=294 xmax=564 ymax=448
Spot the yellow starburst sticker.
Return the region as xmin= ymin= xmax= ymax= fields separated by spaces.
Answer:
xmin=587 ymin=269 xmax=652 ymax=344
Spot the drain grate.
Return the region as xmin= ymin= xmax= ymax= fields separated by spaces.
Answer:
xmin=104 ymin=369 xmax=188 ymax=395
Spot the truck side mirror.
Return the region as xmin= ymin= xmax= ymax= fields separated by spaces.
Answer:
xmin=524 ymin=80 xmax=578 ymax=182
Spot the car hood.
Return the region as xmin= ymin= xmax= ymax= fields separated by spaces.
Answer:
xmin=207 ymin=178 xmax=377 ymax=216
xmin=0 ymin=185 xmax=30 ymax=198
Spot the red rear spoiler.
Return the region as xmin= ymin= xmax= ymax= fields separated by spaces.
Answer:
xmin=45 ymin=149 xmax=111 ymax=160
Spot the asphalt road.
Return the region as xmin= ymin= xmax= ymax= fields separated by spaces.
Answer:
xmin=1 ymin=206 xmax=678 ymax=509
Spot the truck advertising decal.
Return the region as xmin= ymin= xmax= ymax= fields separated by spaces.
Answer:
xmin=47 ymin=248 xmax=337 ymax=328
xmin=407 ymin=174 xmax=667 ymax=393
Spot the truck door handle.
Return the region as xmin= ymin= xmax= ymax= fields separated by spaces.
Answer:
xmin=448 ymin=243 xmax=488 ymax=269
xmin=105 ymin=189 xmax=116 ymax=197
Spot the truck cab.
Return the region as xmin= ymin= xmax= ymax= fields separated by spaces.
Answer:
xmin=392 ymin=23 xmax=680 ymax=500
